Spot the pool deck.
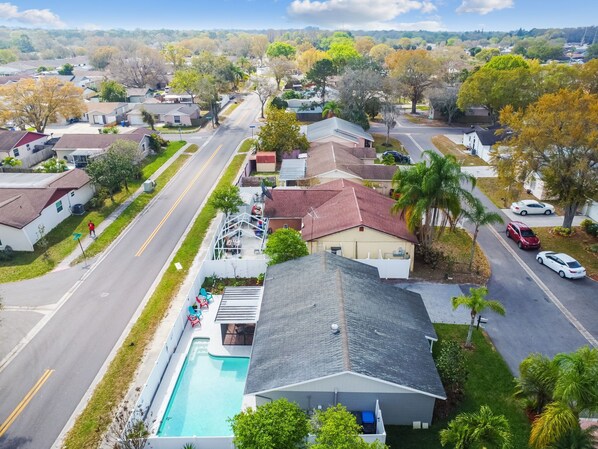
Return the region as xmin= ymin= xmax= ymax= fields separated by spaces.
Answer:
xmin=148 ymin=293 xmax=253 ymax=434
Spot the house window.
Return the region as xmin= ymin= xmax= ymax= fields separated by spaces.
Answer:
xmin=13 ymin=148 xmax=19 ymax=157
xmin=70 ymin=191 xmax=75 ymax=197
xmin=174 ymin=115 xmax=181 ymax=124
xmin=56 ymin=200 xmax=63 ymax=213
xmin=359 ymin=226 xmax=364 ymax=232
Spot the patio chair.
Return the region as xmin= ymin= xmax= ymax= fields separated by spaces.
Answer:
xmin=187 ymin=314 xmax=201 ymax=328
xmin=188 ymin=305 xmax=202 ymax=319
xmin=196 ymin=295 xmax=209 ymax=309
xmin=200 ymin=288 xmax=213 ymax=303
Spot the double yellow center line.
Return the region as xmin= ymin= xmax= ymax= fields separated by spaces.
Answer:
xmin=135 ymin=144 xmax=223 ymax=257
xmin=0 ymin=369 xmax=54 ymax=438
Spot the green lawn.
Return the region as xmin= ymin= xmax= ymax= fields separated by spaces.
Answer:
xmin=475 ymin=177 xmax=538 ymax=209
xmin=238 ymin=138 xmax=255 ymax=153
xmin=62 ymin=153 xmax=248 ymax=449
xmin=431 ymin=135 xmax=488 ymax=166
xmin=372 ymin=133 xmax=408 ymax=155
xmin=387 ymin=324 xmax=530 ymax=449
xmin=185 ymin=144 xmax=200 ymax=153
xmin=0 ymin=142 xmax=186 ymax=283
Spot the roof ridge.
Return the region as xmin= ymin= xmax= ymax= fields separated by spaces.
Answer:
xmin=335 ymin=267 xmax=351 ymax=371
xmin=351 ymin=188 xmax=363 ymax=223
xmin=0 ymin=193 xmax=22 ymax=208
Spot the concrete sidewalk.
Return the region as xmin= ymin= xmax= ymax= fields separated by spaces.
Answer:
xmin=53 ymin=142 xmax=192 ymax=270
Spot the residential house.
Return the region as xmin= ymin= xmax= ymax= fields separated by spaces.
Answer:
xmin=286 ymin=99 xmax=323 ymax=122
xmin=524 ymin=171 xmax=550 ymax=200
xmin=264 ymin=179 xmax=417 ymax=270
xmin=462 ymin=125 xmax=509 ymax=163
xmin=83 ymin=102 xmax=131 ymax=125
xmin=127 ymin=87 xmax=153 ymax=103
xmin=127 ymin=103 xmax=200 ymax=127
xmin=303 ymin=142 xmax=396 ymax=194
xmin=302 ymin=117 xmax=374 ymax=147
xmin=54 ymin=133 xmax=150 ymax=168
xmin=0 ymin=169 xmax=94 ymax=251
xmin=0 ymin=129 xmax=50 ymax=168
xmin=246 ymin=252 xmax=445 ymax=428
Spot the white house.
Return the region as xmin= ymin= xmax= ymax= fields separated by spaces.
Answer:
xmin=302 ymin=117 xmax=374 ymax=147
xmin=0 ymin=170 xmax=94 ymax=251
xmin=54 ymin=133 xmax=151 ymax=168
xmin=127 ymin=103 xmax=200 ymax=127
xmin=462 ymin=126 xmax=510 ymax=163
xmin=523 ymin=171 xmax=550 ymax=200
xmin=0 ymin=129 xmax=50 ymax=168
xmin=83 ymin=102 xmax=131 ymax=125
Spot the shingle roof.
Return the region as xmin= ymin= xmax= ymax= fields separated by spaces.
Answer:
xmin=0 ymin=130 xmax=47 ymax=152
xmin=470 ymin=126 xmax=508 ymax=146
xmin=129 ymin=103 xmax=200 ymax=115
xmin=245 ymin=252 xmax=445 ymax=398
xmin=264 ymin=179 xmax=417 ymax=243
xmin=54 ymin=134 xmax=146 ymax=150
xmin=86 ymin=102 xmax=128 ymax=114
xmin=0 ymin=169 xmax=90 ymax=228
xmin=303 ymin=117 xmax=374 ymax=143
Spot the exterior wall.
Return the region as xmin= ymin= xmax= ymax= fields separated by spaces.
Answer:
xmin=127 ymin=113 xmax=146 ymax=125
xmin=0 ymin=224 xmax=34 ymax=251
xmin=9 ymin=135 xmax=48 ymax=166
xmin=268 ymin=218 xmax=302 ymax=232
xmin=164 ymin=113 xmax=192 ymax=126
xmin=524 ymin=173 xmax=547 ymax=200
xmin=462 ymin=132 xmax=492 ymax=162
xmin=312 ymin=135 xmax=358 ymax=147
xmin=256 ymin=161 xmax=276 ymax=172
xmin=582 ymin=200 xmax=598 ymax=222
xmin=307 ymin=227 xmax=415 ymax=270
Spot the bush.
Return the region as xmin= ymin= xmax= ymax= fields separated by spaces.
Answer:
xmin=101 ymin=126 xmax=119 ymax=134
xmin=581 ymin=219 xmax=598 ymax=237
xmin=270 ymin=97 xmax=289 ymax=110
xmin=580 ymin=218 xmax=594 ymax=232
xmin=149 ymin=133 xmax=168 ymax=152
xmin=88 ymin=188 xmax=109 ymax=210
xmin=436 ymin=339 xmax=468 ymax=399
xmin=281 ymin=90 xmax=303 ymax=100
xmin=552 ymin=226 xmax=572 ymax=237
xmin=0 ymin=246 xmax=14 ymax=261
xmin=416 ymin=245 xmax=445 ymax=268
xmin=589 ymin=243 xmax=598 ymax=253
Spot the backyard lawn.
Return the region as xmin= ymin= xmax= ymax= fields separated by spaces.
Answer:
xmin=386 ymin=324 xmax=530 ymax=449
xmin=431 ymin=135 xmax=487 ymax=166
xmin=372 ymin=133 xmax=408 ymax=156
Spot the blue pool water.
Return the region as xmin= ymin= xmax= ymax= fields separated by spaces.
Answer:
xmin=157 ymin=339 xmax=250 ymax=437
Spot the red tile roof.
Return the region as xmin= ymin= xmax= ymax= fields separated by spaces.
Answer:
xmin=265 ymin=179 xmax=417 ymax=243
xmin=256 ymin=152 xmax=276 ymax=163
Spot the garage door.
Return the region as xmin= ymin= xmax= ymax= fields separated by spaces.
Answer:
xmin=128 ymin=115 xmax=145 ymax=125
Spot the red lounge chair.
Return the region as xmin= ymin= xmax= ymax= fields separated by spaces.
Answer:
xmin=187 ymin=314 xmax=201 ymax=328
xmin=196 ymin=295 xmax=209 ymax=309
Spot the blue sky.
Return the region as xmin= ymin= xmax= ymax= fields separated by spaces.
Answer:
xmin=1 ymin=0 xmax=596 ymax=32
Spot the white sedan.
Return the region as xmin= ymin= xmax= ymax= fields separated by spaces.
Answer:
xmin=510 ymin=200 xmax=555 ymax=216
xmin=536 ymin=251 xmax=586 ymax=279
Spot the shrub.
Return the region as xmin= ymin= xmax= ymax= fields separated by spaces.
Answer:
xmin=416 ymin=245 xmax=445 ymax=268
xmin=552 ymin=226 xmax=572 ymax=237
xmin=580 ymin=218 xmax=594 ymax=232
xmin=589 ymin=244 xmax=598 ymax=253
xmin=436 ymin=339 xmax=468 ymax=399
xmin=585 ymin=223 xmax=598 ymax=237
xmin=88 ymin=188 xmax=109 ymax=210
xmin=149 ymin=133 xmax=168 ymax=152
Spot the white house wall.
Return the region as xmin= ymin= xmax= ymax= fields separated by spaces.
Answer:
xmin=0 ymin=224 xmax=34 ymax=251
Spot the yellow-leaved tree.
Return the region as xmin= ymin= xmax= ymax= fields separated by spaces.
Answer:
xmin=0 ymin=77 xmax=85 ymax=133
xmin=500 ymin=89 xmax=598 ymax=228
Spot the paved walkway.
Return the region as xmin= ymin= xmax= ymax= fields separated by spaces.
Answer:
xmin=53 ymin=142 xmax=192 ymax=270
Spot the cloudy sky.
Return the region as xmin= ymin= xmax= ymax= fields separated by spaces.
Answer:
xmin=0 ymin=0 xmax=595 ymax=31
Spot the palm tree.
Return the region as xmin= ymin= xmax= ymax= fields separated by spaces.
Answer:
xmin=547 ymin=425 xmax=598 ymax=449
xmin=440 ymin=405 xmax=512 ymax=449
xmin=515 ymin=353 xmax=558 ymax=415
xmin=461 ymin=197 xmax=503 ymax=270
xmin=531 ymin=346 xmax=598 ymax=448
xmin=322 ymin=101 xmax=341 ymax=118
xmin=451 ymin=286 xmax=506 ymax=348
xmin=140 ymin=109 xmax=155 ymax=130
xmin=392 ymin=151 xmax=476 ymax=247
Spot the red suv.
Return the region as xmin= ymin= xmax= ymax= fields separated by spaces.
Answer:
xmin=506 ymin=221 xmax=541 ymax=249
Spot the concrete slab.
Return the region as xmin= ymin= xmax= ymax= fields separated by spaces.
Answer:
xmin=462 ymin=166 xmax=497 ymax=178
xmin=501 ymin=209 xmax=588 ymax=227
xmin=395 ymin=282 xmax=471 ymax=325
xmin=444 ymin=134 xmax=463 ymax=144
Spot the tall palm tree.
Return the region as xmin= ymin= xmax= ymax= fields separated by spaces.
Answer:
xmin=547 ymin=425 xmax=598 ymax=449
xmin=531 ymin=346 xmax=598 ymax=448
xmin=322 ymin=101 xmax=341 ymax=118
xmin=462 ymin=197 xmax=503 ymax=270
xmin=515 ymin=353 xmax=558 ymax=415
xmin=392 ymin=151 xmax=476 ymax=247
xmin=451 ymin=286 xmax=506 ymax=348
xmin=440 ymin=405 xmax=512 ymax=449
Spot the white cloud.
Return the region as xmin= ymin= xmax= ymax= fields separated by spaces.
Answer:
xmin=456 ymin=0 xmax=514 ymax=15
xmin=287 ymin=0 xmax=438 ymax=29
xmin=0 ymin=2 xmax=65 ymax=28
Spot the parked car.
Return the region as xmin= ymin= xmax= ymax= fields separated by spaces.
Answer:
xmin=510 ymin=200 xmax=555 ymax=216
xmin=506 ymin=221 xmax=541 ymax=249
xmin=536 ymin=251 xmax=586 ymax=279
xmin=382 ymin=151 xmax=411 ymax=165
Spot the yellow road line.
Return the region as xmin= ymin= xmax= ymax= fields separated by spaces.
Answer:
xmin=135 ymin=144 xmax=224 ymax=257
xmin=0 ymin=369 xmax=54 ymax=437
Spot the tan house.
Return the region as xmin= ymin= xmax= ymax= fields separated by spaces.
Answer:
xmin=83 ymin=102 xmax=130 ymax=125
xmin=264 ymin=179 xmax=417 ymax=270
xmin=304 ymin=142 xmax=397 ymax=194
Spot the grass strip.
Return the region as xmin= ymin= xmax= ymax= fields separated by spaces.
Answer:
xmin=71 ymin=155 xmax=191 ymax=264
xmin=184 ymin=144 xmax=199 ymax=153
xmin=431 ymin=135 xmax=488 ymax=166
xmin=238 ymin=138 xmax=255 ymax=153
xmin=387 ymin=324 xmax=530 ymax=449
xmin=0 ymin=142 xmax=185 ymax=283
xmin=62 ymin=153 xmax=247 ymax=449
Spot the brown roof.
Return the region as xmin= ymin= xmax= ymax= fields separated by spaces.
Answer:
xmin=0 ymin=169 xmax=90 ymax=229
xmin=54 ymin=134 xmax=146 ymax=149
xmin=0 ymin=129 xmax=47 ymax=152
xmin=305 ymin=142 xmax=397 ymax=181
xmin=265 ymin=179 xmax=417 ymax=243
xmin=86 ymin=102 xmax=128 ymax=114
xmin=256 ymin=152 xmax=276 ymax=163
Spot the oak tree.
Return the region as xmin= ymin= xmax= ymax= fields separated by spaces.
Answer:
xmin=258 ymin=108 xmax=309 ymax=158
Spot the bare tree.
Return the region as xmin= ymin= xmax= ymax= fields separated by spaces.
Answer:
xmin=109 ymin=47 xmax=168 ymax=88
xmin=428 ymin=86 xmax=461 ymax=125
xmin=251 ymin=75 xmax=277 ymax=119
xmin=381 ymin=101 xmax=399 ymax=145
xmin=104 ymin=402 xmax=153 ymax=449
xmin=268 ymin=57 xmax=296 ymax=90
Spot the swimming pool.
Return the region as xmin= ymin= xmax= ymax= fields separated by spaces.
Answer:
xmin=157 ymin=339 xmax=250 ymax=437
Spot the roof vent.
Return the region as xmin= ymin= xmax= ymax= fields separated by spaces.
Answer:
xmin=331 ymin=323 xmax=340 ymax=334
xmin=374 ymin=329 xmax=385 ymax=337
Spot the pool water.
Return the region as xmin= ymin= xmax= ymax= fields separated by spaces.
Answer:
xmin=157 ymin=339 xmax=250 ymax=437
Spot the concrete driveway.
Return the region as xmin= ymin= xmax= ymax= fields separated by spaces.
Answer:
xmin=44 ymin=122 xmax=141 ymax=136
xmin=501 ymin=209 xmax=587 ymax=227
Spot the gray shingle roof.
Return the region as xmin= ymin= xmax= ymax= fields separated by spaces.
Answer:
xmin=303 ymin=117 xmax=374 ymax=143
xmin=245 ymin=253 xmax=445 ymax=399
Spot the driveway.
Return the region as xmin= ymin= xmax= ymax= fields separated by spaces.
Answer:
xmin=501 ymin=210 xmax=587 ymax=227
xmin=44 ymin=122 xmax=141 ymax=136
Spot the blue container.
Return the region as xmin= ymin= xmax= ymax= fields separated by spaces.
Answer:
xmin=362 ymin=411 xmax=375 ymax=424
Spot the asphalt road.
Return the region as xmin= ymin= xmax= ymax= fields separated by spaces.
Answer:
xmin=0 ymin=94 xmax=261 ymax=449
xmin=372 ymin=117 xmax=597 ymax=372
